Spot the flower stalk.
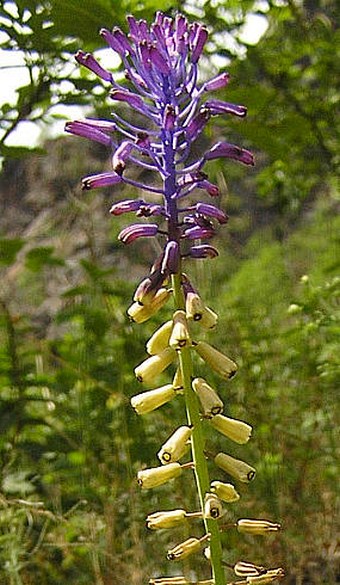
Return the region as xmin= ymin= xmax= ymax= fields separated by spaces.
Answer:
xmin=67 ymin=11 xmax=283 ymax=584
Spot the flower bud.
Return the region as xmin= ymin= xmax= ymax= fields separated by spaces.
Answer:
xmin=236 ymin=519 xmax=281 ymax=535
xmin=189 ymin=245 xmax=219 ymax=259
xmin=137 ymin=462 xmax=182 ymax=489
xmin=134 ymin=347 xmax=176 ymax=384
xmin=109 ymin=198 xmax=145 ymax=215
xmin=169 ymin=310 xmax=191 ymax=350
xmin=131 ymin=384 xmax=176 ymax=415
xmin=146 ymin=320 xmax=173 ymax=355
xmin=192 ymin=377 xmax=223 ymax=418
xmin=233 ymin=561 xmax=266 ymax=577
xmin=204 ymin=72 xmax=230 ymax=91
xmin=210 ymin=480 xmax=240 ymax=503
xmin=146 ymin=509 xmax=187 ymax=529
xmin=158 ymin=425 xmax=192 ymax=465
xmin=246 ymin=568 xmax=285 ymax=583
xmin=214 ymin=453 xmax=256 ymax=483
xmin=118 ymin=223 xmax=158 ymax=244
xmin=167 ymin=534 xmax=209 ymax=561
xmin=161 ymin=241 xmax=180 ymax=274
xmin=204 ymin=141 xmax=254 ymax=166
xmin=210 ymin=414 xmax=252 ymax=444
xmin=204 ymin=492 xmax=223 ymax=519
xmin=194 ymin=341 xmax=237 ymax=379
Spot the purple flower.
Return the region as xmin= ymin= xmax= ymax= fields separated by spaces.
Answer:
xmin=67 ymin=12 xmax=254 ymax=265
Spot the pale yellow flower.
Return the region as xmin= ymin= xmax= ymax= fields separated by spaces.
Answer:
xmin=237 ymin=518 xmax=281 ymax=535
xmin=158 ymin=425 xmax=192 ymax=464
xmin=194 ymin=341 xmax=237 ymax=379
xmin=146 ymin=509 xmax=187 ymax=529
xmin=137 ymin=462 xmax=182 ymax=489
xmin=204 ymin=492 xmax=223 ymax=519
xmin=214 ymin=452 xmax=256 ymax=483
xmin=130 ymin=384 xmax=176 ymax=415
xmin=169 ymin=310 xmax=191 ymax=350
xmin=134 ymin=347 xmax=176 ymax=384
xmin=210 ymin=480 xmax=240 ymax=503
xmin=210 ymin=414 xmax=252 ymax=444
xmin=185 ymin=291 xmax=205 ymax=320
xmin=199 ymin=306 xmax=218 ymax=329
xmin=192 ymin=377 xmax=224 ymax=418
xmin=167 ymin=534 xmax=209 ymax=561
xmin=146 ymin=320 xmax=173 ymax=355
xmin=128 ymin=288 xmax=171 ymax=323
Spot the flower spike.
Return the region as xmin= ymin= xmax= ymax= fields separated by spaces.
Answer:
xmin=67 ymin=10 xmax=283 ymax=585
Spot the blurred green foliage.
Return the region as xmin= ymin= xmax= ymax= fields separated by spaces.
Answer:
xmin=0 ymin=1 xmax=339 ymax=584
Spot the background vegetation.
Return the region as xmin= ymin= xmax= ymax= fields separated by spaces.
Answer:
xmin=0 ymin=1 xmax=338 ymax=584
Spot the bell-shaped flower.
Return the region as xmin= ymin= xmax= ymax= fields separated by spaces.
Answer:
xmin=146 ymin=320 xmax=173 ymax=355
xmin=246 ymin=568 xmax=285 ymax=584
xmin=134 ymin=347 xmax=176 ymax=384
xmin=192 ymin=377 xmax=223 ymax=418
xmin=167 ymin=534 xmax=209 ymax=561
xmin=214 ymin=452 xmax=256 ymax=483
xmin=137 ymin=462 xmax=182 ymax=489
xmin=204 ymin=492 xmax=223 ymax=519
xmin=169 ymin=310 xmax=191 ymax=350
xmin=130 ymin=384 xmax=176 ymax=415
xmin=158 ymin=425 xmax=192 ymax=465
xmin=210 ymin=414 xmax=252 ymax=444
xmin=146 ymin=509 xmax=187 ymax=529
xmin=210 ymin=480 xmax=240 ymax=503
xmin=236 ymin=519 xmax=281 ymax=535
xmin=194 ymin=341 xmax=237 ymax=379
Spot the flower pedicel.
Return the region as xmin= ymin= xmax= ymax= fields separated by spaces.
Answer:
xmin=67 ymin=12 xmax=283 ymax=585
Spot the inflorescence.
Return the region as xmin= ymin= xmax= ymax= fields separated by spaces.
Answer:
xmin=66 ymin=11 xmax=284 ymax=585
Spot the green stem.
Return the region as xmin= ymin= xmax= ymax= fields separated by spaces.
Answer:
xmin=171 ymin=274 xmax=225 ymax=585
